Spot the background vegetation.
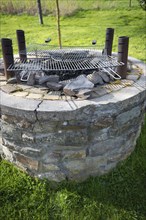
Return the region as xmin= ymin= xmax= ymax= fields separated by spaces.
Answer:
xmin=0 ymin=0 xmax=146 ymax=62
xmin=0 ymin=1 xmax=146 ymax=219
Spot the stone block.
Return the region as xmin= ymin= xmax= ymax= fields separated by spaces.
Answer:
xmin=26 ymin=93 xmax=43 ymax=99
xmin=64 ymin=75 xmax=94 ymax=96
xmin=37 ymin=171 xmax=66 ymax=182
xmin=2 ymin=145 xmax=13 ymax=161
xmin=63 ymin=159 xmax=86 ymax=175
xmin=1 ymin=85 xmax=23 ymax=94
xmin=7 ymin=77 xmax=17 ymax=84
xmin=22 ymin=132 xmax=35 ymax=142
xmin=87 ymin=71 xmax=104 ymax=85
xmin=35 ymin=128 xmax=88 ymax=146
xmin=85 ymin=156 xmax=107 ymax=171
xmin=20 ymin=147 xmax=42 ymax=157
xmin=2 ymin=115 xmax=32 ymax=129
xmin=92 ymin=116 xmax=114 ymax=129
xmin=38 ymin=75 xmax=59 ymax=84
xmin=43 ymin=91 xmax=61 ymax=100
xmin=90 ymin=127 xmax=110 ymax=142
xmin=89 ymin=137 xmax=124 ymax=157
xmin=14 ymin=152 xmax=39 ymax=171
xmin=13 ymin=91 xmax=29 ymax=97
xmin=41 ymin=163 xmax=60 ymax=171
xmin=62 ymin=149 xmax=86 ymax=160
xmin=116 ymin=106 xmax=141 ymax=126
xmin=26 ymin=72 xmax=36 ymax=86
xmin=75 ymin=89 xmax=92 ymax=99
xmin=33 ymin=121 xmax=58 ymax=133
xmin=46 ymin=82 xmax=63 ymax=91
xmin=99 ymin=71 xmax=110 ymax=83
xmin=1 ymin=122 xmax=22 ymax=141
xmin=42 ymin=151 xmax=61 ymax=163
xmin=126 ymin=74 xmax=139 ymax=82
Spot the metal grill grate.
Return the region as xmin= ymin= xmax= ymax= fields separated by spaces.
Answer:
xmin=7 ymin=48 xmax=124 ymax=80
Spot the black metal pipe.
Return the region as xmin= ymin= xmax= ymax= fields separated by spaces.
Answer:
xmin=104 ymin=28 xmax=114 ymax=56
xmin=117 ymin=36 xmax=129 ymax=79
xmin=1 ymin=38 xmax=15 ymax=80
xmin=16 ymin=30 xmax=27 ymax=61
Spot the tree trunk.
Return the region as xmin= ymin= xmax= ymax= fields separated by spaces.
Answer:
xmin=129 ymin=0 xmax=132 ymax=7
xmin=37 ymin=0 xmax=43 ymax=25
xmin=56 ymin=0 xmax=62 ymax=48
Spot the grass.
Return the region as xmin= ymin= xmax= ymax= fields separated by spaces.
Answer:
xmin=0 ymin=117 xmax=146 ymax=220
xmin=0 ymin=1 xmax=146 ymax=62
xmin=0 ymin=2 xmax=146 ymax=219
xmin=0 ymin=0 xmax=141 ymax=16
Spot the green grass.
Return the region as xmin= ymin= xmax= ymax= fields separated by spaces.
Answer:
xmin=0 ymin=3 xmax=146 ymax=219
xmin=0 ymin=117 xmax=146 ymax=220
xmin=0 ymin=3 xmax=146 ymax=62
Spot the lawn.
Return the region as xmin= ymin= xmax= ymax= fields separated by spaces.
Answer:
xmin=0 ymin=118 xmax=146 ymax=220
xmin=0 ymin=1 xmax=146 ymax=219
xmin=0 ymin=1 xmax=146 ymax=62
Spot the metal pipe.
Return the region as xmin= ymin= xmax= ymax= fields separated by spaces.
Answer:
xmin=117 ymin=36 xmax=129 ymax=79
xmin=16 ymin=30 xmax=27 ymax=61
xmin=104 ymin=28 xmax=114 ymax=56
xmin=1 ymin=38 xmax=15 ymax=80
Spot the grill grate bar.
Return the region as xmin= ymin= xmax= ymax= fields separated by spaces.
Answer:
xmin=7 ymin=57 xmax=122 ymax=71
xmin=7 ymin=49 xmax=124 ymax=79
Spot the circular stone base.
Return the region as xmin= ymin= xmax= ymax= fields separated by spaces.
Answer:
xmin=0 ymin=56 xmax=146 ymax=182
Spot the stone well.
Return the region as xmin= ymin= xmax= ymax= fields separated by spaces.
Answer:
xmin=0 ymin=56 xmax=146 ymax=182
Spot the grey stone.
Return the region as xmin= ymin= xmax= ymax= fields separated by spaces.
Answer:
xmin=1 ymin=85 xmax=23 ymax=94
xmin=22 ymin=133 xmax=35 ymax=142
xmin=38 ymin=75 xmax=59 ymax=85
xmin=46 ymin=82 xmax=63 ymax=91
xmin=43 ymin=91 xmax=61 ymax=100
xmin=2 ymin=145 xmax=13 ymax=161
xmin=87 ymin=71 xmax=104 ymax=85
xmin=1 ymin=122 xmax=22 ymax=141
xmin=126 ymin=74 xmax=139 ymax=82
xmin=59 ymin=79 xmax=73 ymax=87
xmin=116 ymin=106 xmax=141 ymax=126
xmin=7 ymin=77 xmax=17 ymax=84
xmin=63 ymin=160 xmax=86 ymax=175
xmin=27 ymin=72 xmax=36 ymax=86
xmin=75 ymin=89 xmax=92 ymax=99
xmin=62 ymin=149 xmax=86 ymax=160
xmin=14 ymin=152 xmax=39 ymax=171
xmin=41 ymin=163 xmax=60 ymax=171
xmin=64 ymin=75 xmax=94 ymax=96
xmin=98 ymin=71 xmax=110 ymax=83
xmin=37 ymin=171 xmax=66 ymax=182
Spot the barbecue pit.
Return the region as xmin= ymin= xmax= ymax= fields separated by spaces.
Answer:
xmin=1 ymin=29 xmax=145 ymax=182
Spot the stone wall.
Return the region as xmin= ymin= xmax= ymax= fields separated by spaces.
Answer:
xmin=0 ymin=57 xmax=146 ymax=182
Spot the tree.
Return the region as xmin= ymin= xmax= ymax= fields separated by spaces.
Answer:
xmin=129 ymin=0 xmax=132 ymax=7
xmin=37 ymin=0 xmax=43 ymax=25
xmin=56 ymin=0 xmax=62 ymax=48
